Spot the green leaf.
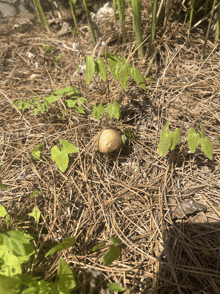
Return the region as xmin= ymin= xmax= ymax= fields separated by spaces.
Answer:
xmin=60 ymin=139 xmax=78 ymax=154
xmin=17 ymin=100 xmax=29 ymax=110
xmin=29 ymin=189 xmax=44 ymax=199
xmin=130 ymin=66 xmax=146 ymax=90
xmin=0 ymin=179 xmax=10 ymax=190
xmin=45 ymin=95 xmax=59 ymax=104
xmin=115 ymin=61 xmax=130 ymax=89
xmin=170 ymin=128 xmax=181 ymax=151
xmin=54 ymin=86 xmax=74 ymax=96
xmin=57 ymin=258 xmax=77 ymax=292
xmin=0 ymin=251 xmax=22 ymax=276
xmin=107 ymin=57 xmax=118 ymax=80
xmin=28 ymin=207 xmax=41 ymax=222
xmin=201 ymin=136 xmax=213 ymax=160
xmin=93 ymin=103 xmax=105 ymax=121
xmin=86 ymin=55 xmax=96 ymax=85
xmin=0 ymin=275 xmax=21 ymax=294
xmin=0 ymin=230 xmax=34 ymax=266
xmin=96 ymin=57 xmax=107 ymax=81
xmin=66 ymin=99 xmax=77 ymax=108
xmin=51 ymin=146 xmax=69 ymax=172
xmin=13 ymin=99 xmax=20 ymax=107
xmin=45 ymin=237 xmax=76 ymax=258
xmin=92 ymin=241 xmax=105 ymax=252
xmin=107 ymin=282 xmax=125 ymax=293
xmin=187 ymin=128 xmax=200 ymax=153
xmin=31 ymin=143 xmax=43 ymax=161
xmin=108 ymin=236 xmax=122 ymax=245
xmin=200 ymin=122 xmax=206 ymax=138
xmin=102 ymin=245 xmax=121 ymax=265
xmin=107 ymin=100 xmax=121 ymax=120
xmin=158 ymin=120 xmax=171 ymax=156
xmin=0 ymin=206 xmax=8 ymax=218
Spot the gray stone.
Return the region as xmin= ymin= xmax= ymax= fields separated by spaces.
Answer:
xmin=0 ymin=0 xmax=36 ymax=18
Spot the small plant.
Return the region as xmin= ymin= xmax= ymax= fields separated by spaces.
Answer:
xmin=13 ymin=86 xmax=87 ymax=116
xmin=51 ymin=139 xmax=79 ymax=172
xmin=43 ymin=44 xmax=53 ymax=51
xmin=158 ymin=119 xmax=213 ymax=160
xmin=86 ymin=53 xmax=146 ymax=90
xmin=92 ymin=236 xmax=125 ymax=292
xmin=0 ymin=206 xmax=77 ymax=293
xmin=93 ymin=100 xmax=121 ymax=122
xmin=54 ymin=54 xmax=62 ymax=61
xmin=0 ymin=203 xmax=126 ymax=293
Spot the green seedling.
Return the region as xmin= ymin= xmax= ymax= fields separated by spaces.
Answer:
xmin=43 ymin=44 xmax=52 ymax=51
xmin=54 ymin=54 xmax=62 ymax=61
xmin=92 ymin=236 xmax=122 ymax=266
xmin=158 ymin=119 xmax=213 ymax=160
xmin=28 ymin=207 xmax=41 ymax=222
xmin=13 ymin=86 xmax=87 ymax=116
xmin=0 ymin=219 xmax=77 ymax=293
xmin=51 ymin=139 xmax=78 ymax=172
xmin=93 ymin=100 xmax=121 ymax=122
xmin=86 ymin=53 xmax=146 ymax=90
xmin=31 ymin=143 xmax=43 ymax=160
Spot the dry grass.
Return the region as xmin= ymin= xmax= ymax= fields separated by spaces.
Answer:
xmin=0 ymin=4 xmax=220 ymax=294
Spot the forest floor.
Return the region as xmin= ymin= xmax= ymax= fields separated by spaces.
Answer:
xmin=0 ymin=3 xmax=220 ymax=293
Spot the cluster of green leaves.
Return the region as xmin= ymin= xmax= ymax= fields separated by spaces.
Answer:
xmin=93 ymin=100 xmax=121 ymax=122
xmin=30 ymin=139 xmax=78 ymax=173
xmin=13 ymin=86 xmax=87 ymax=116
xmin=86 ymin=52 xmax=146 ymax=90
xmin=0 ymin=191 xmax=125 ymax=294
xmin=158 ymin=119 xmax=213 ymax=160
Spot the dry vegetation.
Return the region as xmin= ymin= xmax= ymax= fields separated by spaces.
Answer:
xmin=0 ymin=2 xmax=220 ymax=293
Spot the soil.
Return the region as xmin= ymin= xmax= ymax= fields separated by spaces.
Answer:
xmin=0 ymin=2 xmax=220 ymax=293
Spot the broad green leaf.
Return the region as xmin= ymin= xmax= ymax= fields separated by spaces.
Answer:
xmin=45 ymin=95 xmax=59 ymax=104
xmin=107 ymin=57 xmax=118 ymax=80
xmin=0 ymin=206 xmax=8 ymax=218
xmin=107 ymin=282 xmax=125 ymax=292
xmin=7 ymin=230 xmax=34 ymax=257
xmin=93 ymin=103 xmax=105 ymax=121
xmin=170 ymin=128 xmax=181 ymax=151
xmin=57 ymin=258 xmax=77 ymax=292
xmin=96 ymin=57 xmax=107 ymax=81
xmin=92 ymin=241 xmax=105 ymax=252
xmin=31 ymin=143 xmax=43 ymax=160
xmin=107 ymin=100 xmax=121 ymax=120
xmin=86 ymin=55 xmax=95 ymax=84
xmin=0 ymin=179 xmax=10 ymax=190
xmin=158 ymin=133 xmax=171 ymax=156
xmin=0 ymin=275 xmax=21 ymax=294
xmin=53 ymin=86 xmax=74 ymax=96
xmin=28 ymin=207 xmax=41 ymax=222
xmin=200 ymin=122 xmax=206 ymax=138
xmin=201 ymin=137 xmax=213 ymax=160
xmin=0 ymin=251 xmax=22 ymax=276
xmin=75 ymin=106 xmax=86 ymax=114
xmin=130 ymin=66 xmax=146 ymax=90
xmin=102 ymin=245 xmax=121 ymax=265
xmin=60 ymin=139 xmax=78 ymax=154
xmin=108 ymin=236 xmax=122 ymax=245
xmin=115 ymin=61 xmax=130 ymax=89
xmin=45 ymin=237 xmax=76 ymax=258
xmin=187 ymin=128 xmax=200 ymax=153
xmin=29 ymin=189 xmax=44 ymax=199
xmin=158 ymin=120 xmax=171 ymax=156
xmin=51 ymin=146 xmax=69 ymax=172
